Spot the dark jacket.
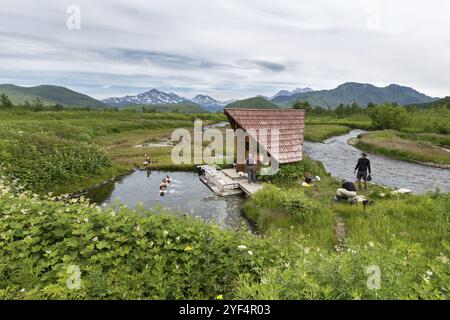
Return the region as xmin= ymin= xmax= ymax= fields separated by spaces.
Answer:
xmin=355 ymin=158 xmax=371 ymax=173
xmin=342 ymin=181 xmax=356 ymax=192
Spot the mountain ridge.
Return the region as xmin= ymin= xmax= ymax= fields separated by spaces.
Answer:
xmin=0 ymin=84 xmax=105 ymax=108
xmin=271 ymin=82 xmax=438 ymax=108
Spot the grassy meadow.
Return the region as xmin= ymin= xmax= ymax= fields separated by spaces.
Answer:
xmin=0 ymin=106 xmax=449 ymax=300
xmin=0 ymin=109 xmax=225 ymax=194
xmin=355 ymin=130 xmax=450 ymax=168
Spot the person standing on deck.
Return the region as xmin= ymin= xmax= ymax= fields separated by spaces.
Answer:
xmin=246 ymin=153 xmax=256 ymax=184
xmin=354 ymin=152 xmax=371 ymax=190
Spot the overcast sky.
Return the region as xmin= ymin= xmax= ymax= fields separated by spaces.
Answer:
xmin=0 ymin=0 xmax=449 ymax=100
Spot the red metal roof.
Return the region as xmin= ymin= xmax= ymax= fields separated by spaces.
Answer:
xmin=224 ymin=108 xmax=305 ymax=164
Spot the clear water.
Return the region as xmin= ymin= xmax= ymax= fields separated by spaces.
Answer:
xmin=86 ymin=170 xmax=245 ymax=229
xmin=304 ymin=130 xmax=450 ymax=194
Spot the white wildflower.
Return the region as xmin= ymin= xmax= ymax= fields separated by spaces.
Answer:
xmin=237 ymin=245 xmax=247 ymax=250
xmin=247 ymin=250 xmax=253 ymax=255
xmin=163 ymin=230 xmax=169 ymax=236
xmin=20 ymin=288 xmax=25 ymax=293
xmin=304 ymin=247 xmax=310 ymax=254
xmin=438 ymin=254 xmax=448 ymax=264
xmin=92 ymin=236 xmax=98 ymax=242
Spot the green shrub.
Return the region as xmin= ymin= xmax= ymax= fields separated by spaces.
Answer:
xmin=369 ymin=103 xmax=410 ymax=130
xmin=244 ymin=184 xmax=323 ymax=234
xmin=235 ymin=240 xmax=449 ymax=299
xmin=260 ymin=160 xmax=315 ymax=186
xmin=0 ymin=188 xmax=282 ymax=299
xmin=0 ymin=129 xmax=110 ymax=192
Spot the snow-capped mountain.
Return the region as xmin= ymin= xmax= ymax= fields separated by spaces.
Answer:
xmin=191 ymin=95 xmax=224 ymax=107
xmin=190 ymin=94 xmax=229 ymax=112
xmin=102 ymin=89 xmax=188 ymax=106
xmin=271 ymin=87 xmax=314 ymax=100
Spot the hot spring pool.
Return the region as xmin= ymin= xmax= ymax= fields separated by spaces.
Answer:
xmin=85 ymin=170 xmax=246 ymax=229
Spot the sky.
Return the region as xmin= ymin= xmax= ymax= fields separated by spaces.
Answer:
xmin=0 ymin=0 xmax=449 ymax=100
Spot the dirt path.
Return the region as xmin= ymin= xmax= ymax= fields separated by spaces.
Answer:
xmin=334 ymin=214 xmax=347 ymax=252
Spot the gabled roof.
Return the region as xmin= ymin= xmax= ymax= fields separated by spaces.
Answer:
xmin=224 ymin=108 xmax=305 ymax=164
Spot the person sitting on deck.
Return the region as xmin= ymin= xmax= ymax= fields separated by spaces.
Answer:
xmin=246 ymin=153 xmax=257 ymax=184
xmin=336 ymin=179 xmax=357 ymax=202
xmin=143 ymin=153 xmax=151 ymax=165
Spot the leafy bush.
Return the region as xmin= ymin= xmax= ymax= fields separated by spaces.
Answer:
xmin=0 ymin=129 xmax=110 ymax=192
xmin=0 ymin=187 xmax=282 ymax=299
xmin=244 ymin=184 xmax=320 ymax=230
xmin=259 ymin=160 xmax=315 ymax=186
xmin=235 ymin=240 xmax=449 ymax=299
xmin=369 ymin=103 xmax=410 ymax=130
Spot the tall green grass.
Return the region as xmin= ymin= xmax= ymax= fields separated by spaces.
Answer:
xmin=0 ymin=109 xmax=224 ymax=193
xmin=304 ymin=124 xmax=351 ymax=142
xmin=356 ymin=130 xmax=450 ymax=166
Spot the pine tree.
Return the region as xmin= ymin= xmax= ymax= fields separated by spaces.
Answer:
xmin=0 ymin=94 xmax=13 ymax=108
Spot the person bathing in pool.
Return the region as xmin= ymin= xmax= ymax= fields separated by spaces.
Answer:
xmin=159 ymin=178 xmax=168 ymax=196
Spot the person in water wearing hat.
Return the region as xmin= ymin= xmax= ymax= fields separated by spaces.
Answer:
xmin=354 ymin=152 xmax=371 ymax=190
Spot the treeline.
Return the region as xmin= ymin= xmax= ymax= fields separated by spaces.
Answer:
xmin=294 ymin=100 xmax=385 ymax=117
xmin=0 ymin=93 xmax=123 ymax=112
xmin=0 ymin=94 xmax=64 ymax=111
xmin=293 ymin=99 xmax=449 ymax=133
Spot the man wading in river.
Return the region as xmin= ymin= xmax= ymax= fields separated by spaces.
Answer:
xmin=354 ymin=152 xmax=371 ymax=190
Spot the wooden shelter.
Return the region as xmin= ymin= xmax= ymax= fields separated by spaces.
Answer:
xmin=224 ymin=108 xmax=306 ymax=172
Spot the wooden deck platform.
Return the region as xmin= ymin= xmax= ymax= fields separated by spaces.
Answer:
xmin=198 ymin=165 xmax=263 ymax=197
xmin=238 ymin=181 xmax=263 ymax=196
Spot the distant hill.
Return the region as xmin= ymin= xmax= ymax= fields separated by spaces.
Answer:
xmin=225 ymin=97 xmax=279 ymax=109
xmin=271 ymin=82 xmax=438 ymax=109
xmin=0 ymin=84 xmax=105 ymax=108
xmin=271 ymin=87 xmax=314 ymax=99
xmin=124 ymin=102 xmax=206 ymax=114
xmin=405 ymin=96 xmax=450 ymax=109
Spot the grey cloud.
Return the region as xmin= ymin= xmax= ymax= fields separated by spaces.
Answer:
xmin=236 ymin=60 xmax=286 ymax=73
xmin=0 ymin=0 xmax=449 ymax=99
xmin=104 ymin=49 xmax=226 ymax=70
